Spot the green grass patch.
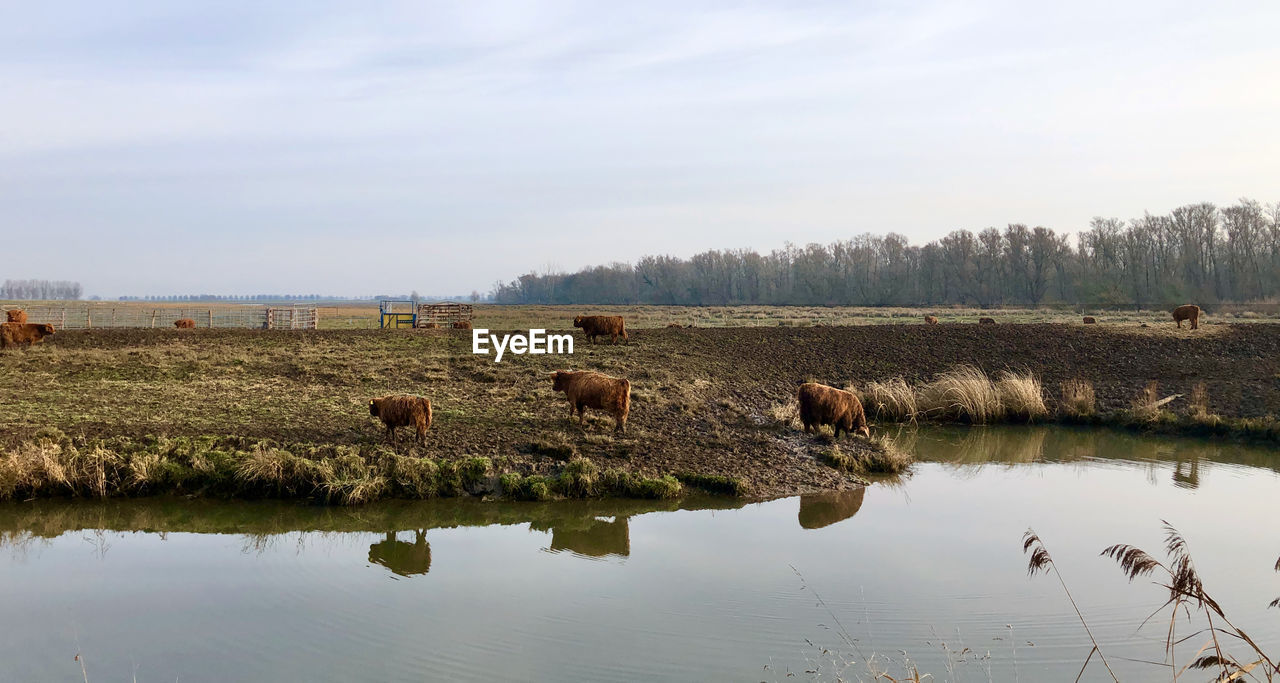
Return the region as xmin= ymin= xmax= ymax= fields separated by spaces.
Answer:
xmin=674 ymin=472 xmax=749 ymax=496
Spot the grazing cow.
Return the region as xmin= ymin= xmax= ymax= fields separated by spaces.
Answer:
xmin=5 ymin=309 xmax=26 ymax=323
xmin=551 ymin=370 xmax=631 ymax=432
xmin=369 ymin=395 xmax=433 ymax=444
xmin=924 ymin=315 xmax=938 ymax=325
xmin=420 ymin=322 xmax=439 ymax=329
xmin=1082 ymin=316 xmax=1097 ymax=324
xmin=796 ymin=382 xmax=870 ymax=439
xmin=1 ymin=322 xmax=55 ymax=349
xmin=1172 ymin=304 xmax=1201 ymax=330
xmin=452 ymin=320 xmax=473 ymax=330
xmin=572 ymin=315 xmax=627 ymax=345
xmin=174 ymin=318 xmax=196 ymax=329
xmin=666 ymin=323 xmax=682 ymax=328
xmin=978 ymin=317 xmax=996 ymax=325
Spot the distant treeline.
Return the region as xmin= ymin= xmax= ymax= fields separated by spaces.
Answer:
xmin=493 ymin=199 xmax=1280 ymax=307
xmin=1 ymin=279 xmax=83 ymax=300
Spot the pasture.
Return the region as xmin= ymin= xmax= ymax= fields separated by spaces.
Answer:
xmin=2 ymin=321 xmax=1278 ymax=503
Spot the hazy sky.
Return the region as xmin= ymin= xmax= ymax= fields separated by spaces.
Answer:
xmin=4 ymin=1 xmax=1279 ymax=297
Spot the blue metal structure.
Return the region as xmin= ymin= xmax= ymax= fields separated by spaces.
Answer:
xmin=379 ymin=300 xmax=417 ymax=329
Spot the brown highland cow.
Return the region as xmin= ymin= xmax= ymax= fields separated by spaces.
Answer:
xmin=572 ymin=315 xmax=627 ymax=345
xmin=5 ymin=309 xmax=26 ymax=323
xmin=796 ymin=382 xmax=870 ymax=439
xmin=978 ymin=317 xmax=996 ymax=324
xmin=174 ymin=318 xmax=196 ymax=329
xmin=551 ymin=370 xmax=631 ymax=432
xmin=452 ymin=320 xmax=473 ymax=330
xmin=1 ymin=322 xmax=55 ymax=349
xmin=369 ymin=395 xmax=433 ymax=444
xmin=1172 ymin=304 xmax=1200 ymax=330
xmin=924 ymin=315 xmax=938 ymax=325
xmin=1082 ymin=316 xmax=1096 ymax=324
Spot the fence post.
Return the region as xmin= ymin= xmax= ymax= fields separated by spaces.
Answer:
xmin=87 ymin=310 xmax=92 ymax=329
xmin=208 ymin=310 xmax=214 ymax=328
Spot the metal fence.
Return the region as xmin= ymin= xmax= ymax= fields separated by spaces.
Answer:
xmin=5 ymin=304 xmax=319 ymax=329
xmin=415 ymin=303 xmax=473 ymax=328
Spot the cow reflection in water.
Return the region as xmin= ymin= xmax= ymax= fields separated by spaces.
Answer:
xmin=798 ymin=488 xmax=866 ymax=530
xmin=547 ymin=516 xmax=631 ymax=558
xmin=368 ymin=530 xmax=431 ymax=576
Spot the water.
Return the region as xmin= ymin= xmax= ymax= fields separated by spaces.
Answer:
xmin=2 ymin=426 xmax=1278 ymax=682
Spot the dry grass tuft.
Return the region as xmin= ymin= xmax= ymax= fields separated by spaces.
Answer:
xmin=819 ymin=437 xmax=912 ymax=477
xmin=1059 ymin=379 xmax=1096 ymax=419
xmin=1188 ymin=382 xmax=1211 ymax=420
xmin=1130 ymin=381 xmax=1180 ymax=422
xmin=861 ymin=435 xmax=914 ymax=474
xmin=995 ymin=370 xmax=1048 ymax=422
xmin=768 ymin=397 xmax=801 ymax=429
xmin=857 ymin=377 xmax=919 ymax=422
xmin=920 ymin=365 xmax=1004 ymax=424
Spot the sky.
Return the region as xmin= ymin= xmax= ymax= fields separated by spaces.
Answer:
xmin=3 ymin=1 xmax=1279 ymax=297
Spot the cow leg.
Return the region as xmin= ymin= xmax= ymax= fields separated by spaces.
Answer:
xmin=610 ymin=333 xmax=617 ymax=345
xmin=578 ymin=404 xmax=587 ymax=426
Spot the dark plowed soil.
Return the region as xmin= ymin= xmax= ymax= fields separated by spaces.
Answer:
xmin=3 ymin=323 xmax=1278 ymax=497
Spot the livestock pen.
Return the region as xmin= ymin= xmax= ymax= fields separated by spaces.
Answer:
xmin=1 ymin=303 xmax=319 ymax=329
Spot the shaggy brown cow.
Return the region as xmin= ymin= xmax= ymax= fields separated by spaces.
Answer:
xmin=174 ymin=318 xmax=196 ymax=329
xmin=1173 ymin=304 xmax=1201 ymax=330
xmin=452 ymin=320 xmax=473 ymax=330
xmin=978 ymin=317 xmax=996 ymax=324
xmin=5 ymin=309 xmax=26 ymax=323
xmin=924 ymin=315 xmax=938 ymax=325
xmin=665 ymin=323 xmax=682 ymax=328
xmin=797 ymin=382 xmax=870 ymax=439
xmin=551 ymin=370 xmax=631 ymax=432
xmin=1082 ymin=316 xmax=1097 ymax=324
xmin=369 ymin=395 xmax=432 ymax=444
xmin=1 ymin=322 xmax=55 ymax=349
xmin=572 ymin=315 xmax=628 ymax=345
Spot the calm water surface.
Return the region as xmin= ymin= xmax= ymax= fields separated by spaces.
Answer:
xmin=2 ymin=426 xmax=1278 ymax=682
